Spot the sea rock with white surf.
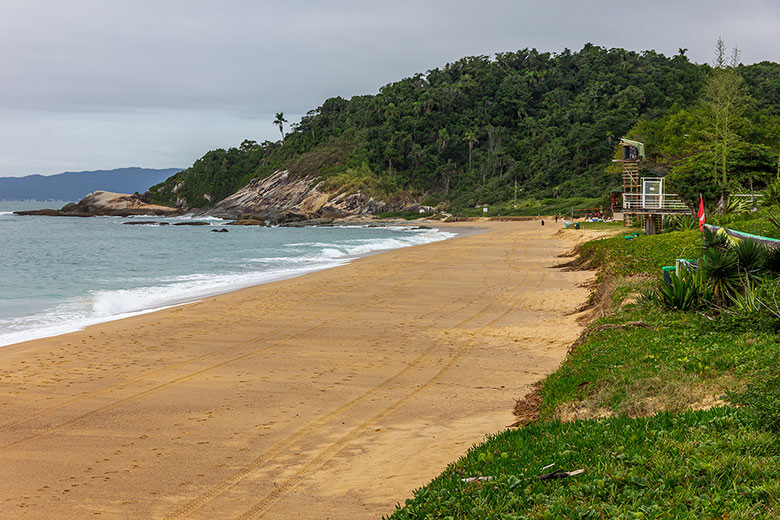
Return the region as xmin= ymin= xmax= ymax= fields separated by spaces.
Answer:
xmin=15 ymin=191 xmax=182 ymax=217
xmin=199 ymin=170 xmax=433 ymax=224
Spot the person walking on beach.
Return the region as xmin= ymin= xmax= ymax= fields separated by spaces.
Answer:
xmin=541 ymin=219 xmax=545 ymax=226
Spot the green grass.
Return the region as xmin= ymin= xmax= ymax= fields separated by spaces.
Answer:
xmin=389 ymin=228 xmax=780 ymax=519
xmin=574 ymin=221 xmax=634 ymax=231
xmin=449 ymin=197 xmax=604 ymax=218
xmin=579 ymin=230 xmax=700 ymax=277
xmin=711 ymin=204 xmax=780 ymax=240
xmin=375 ymin=211 xmax=435 ymax=220
xmin=389 ymin=408 xmax=779 ymax=519
xmin=539 ymin=302 xmax=778 ymax=419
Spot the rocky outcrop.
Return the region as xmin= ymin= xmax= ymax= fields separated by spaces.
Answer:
xmin=201 ymin=170 xmax=432 ymax=224
xmin=15 ymin=191 xmax=181 ymax=217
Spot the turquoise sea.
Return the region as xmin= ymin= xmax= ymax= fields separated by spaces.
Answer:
xmin=0 ymin=201 xmax=454 ymax=347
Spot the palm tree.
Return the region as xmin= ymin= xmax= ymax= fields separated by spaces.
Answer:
xmin=273 ymin=112 xmax=287 ymax=144
xmin=464 ymin=131 xmax=478 ymax=177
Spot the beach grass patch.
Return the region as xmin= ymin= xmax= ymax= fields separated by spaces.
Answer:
xmin=388 ymin=408 xmax=780 ymax=519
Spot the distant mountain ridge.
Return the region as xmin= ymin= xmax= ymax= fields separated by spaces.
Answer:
xmin=0 ymin=167 xmax=182 ymax=201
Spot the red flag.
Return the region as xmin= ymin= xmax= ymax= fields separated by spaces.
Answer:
xmin=698 ymin=194 xmax=705 ymax=231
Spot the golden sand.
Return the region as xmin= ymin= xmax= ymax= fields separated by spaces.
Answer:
xmin=0 ymin=221 xmax=597 ymax=519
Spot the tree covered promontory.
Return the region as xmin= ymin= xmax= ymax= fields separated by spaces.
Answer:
xmin=149 ymin=44 xmax=779 ymax=210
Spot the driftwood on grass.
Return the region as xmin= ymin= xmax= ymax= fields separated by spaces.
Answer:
xmin=538 ymin=469 xmax=585 ymax=480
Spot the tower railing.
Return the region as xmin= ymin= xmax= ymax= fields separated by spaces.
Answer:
xmin=622 ymin=193 xmax=688 ymax=211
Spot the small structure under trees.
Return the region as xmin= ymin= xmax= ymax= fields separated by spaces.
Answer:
xmin=617 ymin=139 xmax=688 ymax=235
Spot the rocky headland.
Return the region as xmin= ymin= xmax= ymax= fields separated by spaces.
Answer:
xmin=15 ymin=171 xmax=434 ymax=224
xmin=15 ymin=191 xmax=182 ymax=217
xmin=198 ymin=170 xmax=432 ymax=224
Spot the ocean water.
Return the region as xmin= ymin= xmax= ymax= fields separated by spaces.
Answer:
xmin=0 ymin=201 xmax=454 ymax=347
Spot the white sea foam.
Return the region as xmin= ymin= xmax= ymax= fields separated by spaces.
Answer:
xmin=0 ymin=226 xmax=455 ymax=348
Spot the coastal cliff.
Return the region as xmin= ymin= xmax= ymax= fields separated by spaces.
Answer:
xmin=201 ymin=170 xmax=431 ymax=223
xmin=15 ymin=191 xmax=181 ymax=217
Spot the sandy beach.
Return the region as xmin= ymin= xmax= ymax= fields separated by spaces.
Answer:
xmin=0 ymin=221 xmax=597 ymax=519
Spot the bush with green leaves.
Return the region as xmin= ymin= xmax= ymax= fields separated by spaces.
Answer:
xmin=656 ymin=270 xmax=711 ymax=311
xmin=764 ymin=178 xmax=780 ymax=206
xmin=732 ymin=238 xmax=768 ymax=280
xmin=701 ymin=247 xmax=741 ymax=305
xmin=667 ymin=214 xmax=697 ymax=231
xmin=699 ymin=227 xmax=730 ymax=252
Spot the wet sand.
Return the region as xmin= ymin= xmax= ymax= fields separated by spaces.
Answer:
xmin=0 ymin=221 xmax=597 ymax=519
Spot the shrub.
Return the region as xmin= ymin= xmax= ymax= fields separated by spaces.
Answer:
xmin=763 ymin=178 xmax=780 ymax=206
xmin=732 ymin=238 xmax=768 ymax=279
xmin=701 ymin=247 xmax=740 ymax=305
xmin=656 ymin=270 xmax=711 ymax=311
xmin=668 ymin=214 xmax=697 ymax=231
xmin=699 ymin=227 xmax=729 ymax=252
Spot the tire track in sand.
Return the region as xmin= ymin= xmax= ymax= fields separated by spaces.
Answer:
xmin=164 ymin=253 xmax=538 ymax=519
xmin=231 ymin=277 xmax=545 ymax=520
xmin=0 ymin=254 xmax=451 ymax=451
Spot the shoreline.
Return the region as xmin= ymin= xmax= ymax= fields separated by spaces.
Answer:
xmin=0 ymin=221 xmax=598 ymax=519
xmin=0 ymin=221 xmax=474 ymax=349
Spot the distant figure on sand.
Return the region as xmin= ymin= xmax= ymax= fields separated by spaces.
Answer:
xmin=554 ymin=214 xmax=558 ymax=223
xmin=541 ymin=220 xmax=545 ymax=226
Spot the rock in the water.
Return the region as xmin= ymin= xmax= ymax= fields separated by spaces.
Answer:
xmin=210 ymin=228 xmax=229 ymax=233
xmin=226 ymin=219 xmax=267 ymax=226
xmin=15 ymin=191 xmax=180 ymax=217
xmin=280 ymin=218 xmax=334 ymax=227
xmin=173 ymin=221 xmax=210 ymax=226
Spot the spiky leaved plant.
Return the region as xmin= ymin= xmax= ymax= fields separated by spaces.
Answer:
xmin=732 ymin=239 xmax=768 ymax=280
xmin=702 ymin=247 xmax=740 ymax=306
xmin=700 ymin=227 xmax=730 ymax=253
xmin=669 ymin=215 xmax=696 ymax=231
xmin=656 ymin=269 xmax=712 ymax=311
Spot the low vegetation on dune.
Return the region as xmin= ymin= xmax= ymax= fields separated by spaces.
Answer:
xmin=388 ymin=207 xmax=780 ymax=519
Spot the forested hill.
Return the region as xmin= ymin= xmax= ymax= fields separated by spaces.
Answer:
xmin=149 ymin=45 xmax=780 ymax=210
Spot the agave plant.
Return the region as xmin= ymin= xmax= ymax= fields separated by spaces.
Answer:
xmin=668 ymin=214 xmax=697 ymax=231
xmin=700 ymin=227 xmax=730 ymax=253
xmin=732 ymin=239 xmax=768 ymax=280
xmin=656 ymin=270 xmax=711 ymax=311
xmin=764 ymin=178 xmax=780 ymax=206
xmin=768 ymin=213 xmax=780 ymax=230
xmin=730 ymin=278 xmax=763 ymax=313
xmin=702 ymin=247 xmax=740 ymax=306
xmin=721 ymin=196 xmax=751 ymax=216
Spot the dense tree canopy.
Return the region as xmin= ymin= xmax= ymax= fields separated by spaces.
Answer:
xmin=149 ymin=44 xmax=779 ymax=209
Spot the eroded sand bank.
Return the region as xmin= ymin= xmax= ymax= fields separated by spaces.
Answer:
xmin=0 ymin=221 xmax=598 ymax=519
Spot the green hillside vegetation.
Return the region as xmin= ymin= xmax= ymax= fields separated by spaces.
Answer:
xmin=149 ymin=45 xmax=779 ymax=211
xmin=389 ymin=207 xmax=780 ymax=519
xmin=626 ymin=43 xmax=780 ymax=209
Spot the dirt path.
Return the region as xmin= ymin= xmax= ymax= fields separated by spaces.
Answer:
xmin=0 ymin=221 xmax=596 ymax=519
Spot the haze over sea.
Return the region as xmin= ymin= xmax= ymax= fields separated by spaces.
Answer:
xmin=0 ymin=201 xmax=454 ymax=347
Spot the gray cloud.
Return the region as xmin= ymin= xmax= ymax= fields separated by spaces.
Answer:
xmin=0 ymin=0 xmax=778 ymax=176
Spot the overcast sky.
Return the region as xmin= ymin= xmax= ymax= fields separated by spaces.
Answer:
xmin=0 ymin=0 xmax=778 ymax=177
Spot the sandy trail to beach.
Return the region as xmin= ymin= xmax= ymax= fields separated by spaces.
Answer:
xmin=0 ymin=221 xmax=597 ymax=519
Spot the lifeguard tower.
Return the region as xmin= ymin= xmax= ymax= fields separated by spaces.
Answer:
xmin=617 ymin=139 xmax=688 ymax=234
